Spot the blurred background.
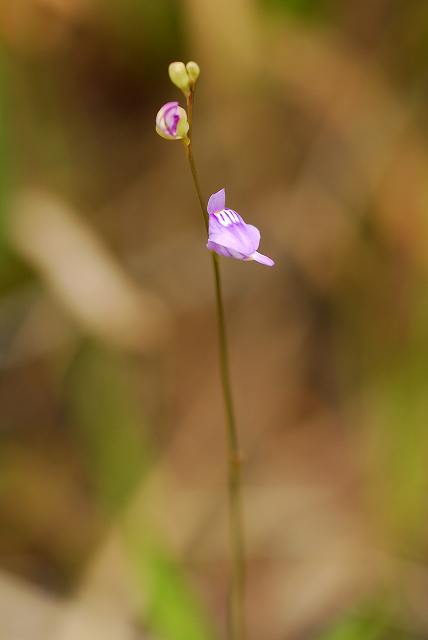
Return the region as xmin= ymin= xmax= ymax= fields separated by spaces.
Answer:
xmin=1 ymin=1 xmax=428 ymax=638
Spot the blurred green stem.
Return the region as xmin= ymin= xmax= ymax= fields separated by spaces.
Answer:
xmin=183 ymin=92 xmax=246 ymax=640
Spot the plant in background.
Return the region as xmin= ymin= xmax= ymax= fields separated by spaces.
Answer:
xmin=156 ymin=61 xmax=274 ymax=640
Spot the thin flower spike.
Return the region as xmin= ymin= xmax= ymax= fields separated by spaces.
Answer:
xmin=156 ymin=101 xmax=189 ymax=140
xmin=206 ymin=188 xmax=274 ymax=266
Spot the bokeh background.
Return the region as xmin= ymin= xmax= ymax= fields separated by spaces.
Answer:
xmin=1 ymin=1 xmax=428 ymax=638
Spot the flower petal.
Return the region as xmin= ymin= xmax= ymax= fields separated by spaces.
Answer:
xmin=208 ymin=213 xmax=260 ymax=256
xmin=206 ymin=240 xmax=245 ymax=259
xmin=207 ymin=189 xmax=226 ymax=215
xmin=155 ymin=102 xmax=188 ymax=140
xmin=248 ymin=251 xmax=275 ymax=267
xmin=156 ymin=102 xmax=178 ymax=138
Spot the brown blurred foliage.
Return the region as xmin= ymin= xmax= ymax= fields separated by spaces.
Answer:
xmin=1 ymin=1 xmax=428 ymax=639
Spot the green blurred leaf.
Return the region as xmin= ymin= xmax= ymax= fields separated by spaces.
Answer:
xmin=365 ymin=292 xmax=428 ymax=551
xmin=0 ymin=47 xmax=30 ymax=292
xmin=0 ymin=50 xmax=10 ymax=243
xmin=69 ymin=343 xmax=152 ymax=513
xmin=127 ymin=527 xmax=218 ymax=640
xmin=97 ymin=0 xmax=184 ymax=71
xmin=69 ymin=343 xmax=218 ymax=640
xmin=262 ymin=0 xmax=329 ymax=20
xmin=319 ymin=605 xmax=403 ymax=640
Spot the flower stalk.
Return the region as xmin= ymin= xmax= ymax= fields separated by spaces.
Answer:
xmin=183 ymin=91 xmax=247 ymax=640
xmin=156 ymin=59 xmax=273 ymax=639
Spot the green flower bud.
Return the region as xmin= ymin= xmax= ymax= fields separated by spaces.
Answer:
xmin=168 ymin=61 xmax=190 ymax=94
xmin=186 ymin=61 xmax=200 ymax=85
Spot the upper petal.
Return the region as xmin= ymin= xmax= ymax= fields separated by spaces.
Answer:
xmin=207 ymin=189 xmax=226 ymax=215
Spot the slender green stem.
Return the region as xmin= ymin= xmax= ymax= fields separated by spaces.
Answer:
xmin=186 ymin=143 xmax=208 ymax=232
xmin=211 ymin=251 xmax=246 ymax=640
xmin=184 ymin=92 xmax=246 ymax=640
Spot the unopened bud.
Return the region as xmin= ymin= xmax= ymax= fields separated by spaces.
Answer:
xmin=186 ymin=61 xmax=200 ymax=85
xmin=168 ymin=61 xmax=190 ymax=94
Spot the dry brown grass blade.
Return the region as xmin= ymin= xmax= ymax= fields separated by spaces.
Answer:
xmin=9 ymin=190 xmax=170 ymax=353
xmin=0 ymin=570 xmax=62 ymax=640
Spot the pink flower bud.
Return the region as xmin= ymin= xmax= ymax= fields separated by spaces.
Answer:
xmin=155 ymin=102 xmax=189 ymax=141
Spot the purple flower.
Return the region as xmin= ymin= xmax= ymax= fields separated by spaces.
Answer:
xmin=206 ymin=189 xmax=274 ymax=267
xmin=156 ymin=102 xmax=189 ymax=140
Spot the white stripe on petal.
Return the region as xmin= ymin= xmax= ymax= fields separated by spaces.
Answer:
xmin=215 ymin=211 xmax=232 ymax=226
xmin=227 ymin=210 xmax=240 ymax=223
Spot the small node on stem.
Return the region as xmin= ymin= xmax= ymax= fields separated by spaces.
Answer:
xmin=231 ymin=450 xmax=245 ymax=468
